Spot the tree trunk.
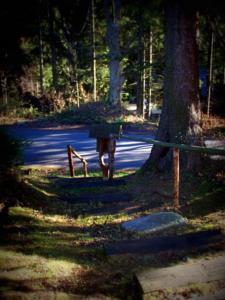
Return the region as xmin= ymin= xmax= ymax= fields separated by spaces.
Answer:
xmin=136 ymin=11 xmax=144 ymax=117
xmin=223 ymin=65 xmax=225 ymax=85
xmin=143 ymin=0 xmax=202 ymax=171
xmin=207 ymin=30 xmax=214 ymax=117
xmin=146 ymin=29 xmax=153 ymax=118
xmin=91 ymin=0 xmax=97 ymax=101
xmin=48 ymin=2 xmax=58 ymax=92
xmin=1 ymin=72 xmax=8 ymax=107
xmin=60 ymin=16 xmax=80 ymax=106
xmin=38 ymin=0 xmax=44 ymax=95
xmin=104 ymin=0 xmax=121 ymax=106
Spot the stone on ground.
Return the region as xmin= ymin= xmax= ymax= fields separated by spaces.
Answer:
xmin=121 ymin=212 xmax=187 ymax=234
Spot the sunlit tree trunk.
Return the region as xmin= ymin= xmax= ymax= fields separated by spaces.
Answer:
xmin=104 ymin=0 xmax=122 ymax=106
xmin=143 ymin=0 xmax=202 ymax=171
xmin=91 ymin=0 xmax=97 ymax=101
xmin=146 ymin=29 xmax=153 ymax=118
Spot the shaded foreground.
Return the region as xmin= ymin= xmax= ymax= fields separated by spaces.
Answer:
xmin=0 ymin=166 xmax=225 ymax=299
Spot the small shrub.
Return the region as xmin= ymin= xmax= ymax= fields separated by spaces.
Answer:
xmin=0 ymin=128 xmax=22 ymax=172
xmin=0 ymin=128 xmax=23 ymax=219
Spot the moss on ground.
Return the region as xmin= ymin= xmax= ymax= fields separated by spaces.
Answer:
xmin=0 ymin=167 xmax=225 ymax=299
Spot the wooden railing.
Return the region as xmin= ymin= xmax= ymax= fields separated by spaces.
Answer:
xmin=122 ymin=135 xmax=225 ymax=208
xmin=67 ymin=145 xmax=88 ymax=178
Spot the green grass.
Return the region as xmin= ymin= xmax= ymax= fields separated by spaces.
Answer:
xmin=0 ymin=167 xmax=225 ymax=299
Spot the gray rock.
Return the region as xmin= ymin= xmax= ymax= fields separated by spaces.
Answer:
xmin=121 ymin=212 xmax=187 ymax=234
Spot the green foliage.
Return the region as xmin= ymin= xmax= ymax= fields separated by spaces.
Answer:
xmin=48 ymin=104 xmax=105 ymax=125
xmin=42 ymin=101 xmax=143 ymax=125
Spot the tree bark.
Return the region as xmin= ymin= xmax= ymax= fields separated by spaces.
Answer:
xmin=1 ymin=71 xmax=8 ymax=107
xmin=91 ymin=0 xmax=97 ymax=101
xmin=207 ymin=30 xmax=214 ymax=117
xmin=146 ymin=28 xmax=153 ymax=118
xmin=136 ymin=10 xmax=144 ymax=117
xmin=104 ymin=0 xmax=122 ymax=106
xmin=48 ymin=2 xmax=58 ymax=92
xmin=38 ymin=0 xmax=44 ymax=95
xmin=60 ymin=16 xmax=80 ymax=106
xmin=143 ymin=0 xmax=202 ymax=171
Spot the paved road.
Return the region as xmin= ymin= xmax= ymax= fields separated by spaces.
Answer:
xmin=8 ymin=125 xmax=154 ymax=170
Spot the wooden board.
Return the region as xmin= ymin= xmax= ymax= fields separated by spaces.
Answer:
xmin=63 ymin=192 xmax=132 ymax=204
xmin=105 ymin=230 xmax=224 ymax=255
xmin=54 ymin=178 xmax=126 ymax=189
xmin=136 ymin=255 xmax=225 ymax=296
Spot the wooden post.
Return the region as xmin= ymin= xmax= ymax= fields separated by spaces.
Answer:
xmin=83 ymin=160 xmax=88 ymax=177
xmin=108 ymin=136 xmax=116 ymax=179
xmin=67 ymin=145 xmax=74 ymax=177
xmin=173 ymin=147 xmax=180 ymax=208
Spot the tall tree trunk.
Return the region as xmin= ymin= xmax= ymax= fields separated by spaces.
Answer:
xmin=60 ymin=17 xmax=80 ymax=107
xmin=1 ymin=72 xmax=8 ymax=107
xmin=91 ymin=0 xmax=97 ymax=101
xmin=136 ymin=11 xmax=144 ymax=117
xmin=76 ymin=79 xmax=80 ymax=108
xmin=146 ymin=28 xmax=153 ymax=118
xmin=38 ymin=0 xmax=44 ymax=95
xmin=104 ymin=0 xmax=121 ymax=106
xmin=143 ymin=0 xmax=202 ymax=171
xmin=223 ymin=65 xmax=225 ymax=85
xmin=143 ymin=45 xmax=146 ymax=114
xmin=207 ymin=30 xmax=214 ymax=117
xmin=48 ymin=2 xmax=58 ymax=92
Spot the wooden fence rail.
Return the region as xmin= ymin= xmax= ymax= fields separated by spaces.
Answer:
xmin=67 ymin=145 xmax=88 ymax=178
xmin=122 ymin=135 xmax=225 ymax=156
xmin=122 ymin=135 xmax=225 ymax=208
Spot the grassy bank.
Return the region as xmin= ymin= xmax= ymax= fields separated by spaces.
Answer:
xmin=0 ymin=166 xmax=225 ymax=299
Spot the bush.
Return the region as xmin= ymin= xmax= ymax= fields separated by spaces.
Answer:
xmin=0 ymin=128 xmax=22 ymax=173
xmin=0 ymin=128 xmax=23 ymax=220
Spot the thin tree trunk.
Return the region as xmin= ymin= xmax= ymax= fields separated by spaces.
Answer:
xmin=223 ymin=65 xmax=225 ymax=85
xmin=76 ymin=76 xmax=80 ymax=107
xmin=146 ymin=29 xmax=153 ymax=118
xmin=136 ymin=10 xmax=144 ymax=117
xmin=60 ymin=16 xmax=79 ymax=106
xmin=38 ymin=0 xmax=44 ymax=95
xmin=91 ymin=0 xmax=97 ymax=101
xmin=143 ymin=0 xmax=202 ymax=171
xmin=207 ymin=31 xmax=214 ymax=117
xmin=143 ymin=45 xmax=146 ymax=114
xmin=48 ymin=2 xmax=58 ymax=92
xmin=1 ymin=72 xmax=8 ymax=106
xmin=104 ymin=0 xmax=122 ymax=106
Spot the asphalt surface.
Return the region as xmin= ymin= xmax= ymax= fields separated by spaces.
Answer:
xmin=7 ymin=125 xmax=154 ymax=170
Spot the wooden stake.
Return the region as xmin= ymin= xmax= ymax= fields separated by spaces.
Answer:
xmin=173 ymin=147 xmax=180 ymax=208
xmin=83 ymin=160 xmax=88 ymax=177
xmin=67 ymin=145 xmax=74 ymax=177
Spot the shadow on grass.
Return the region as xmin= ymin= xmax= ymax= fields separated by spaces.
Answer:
xmin=1 ymin=207 xmax=225 ymax=299
xmin=184 ymin=185 xmax=225 ymax=218
xmin=1 ymin=167 xmax=225 ymax=298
